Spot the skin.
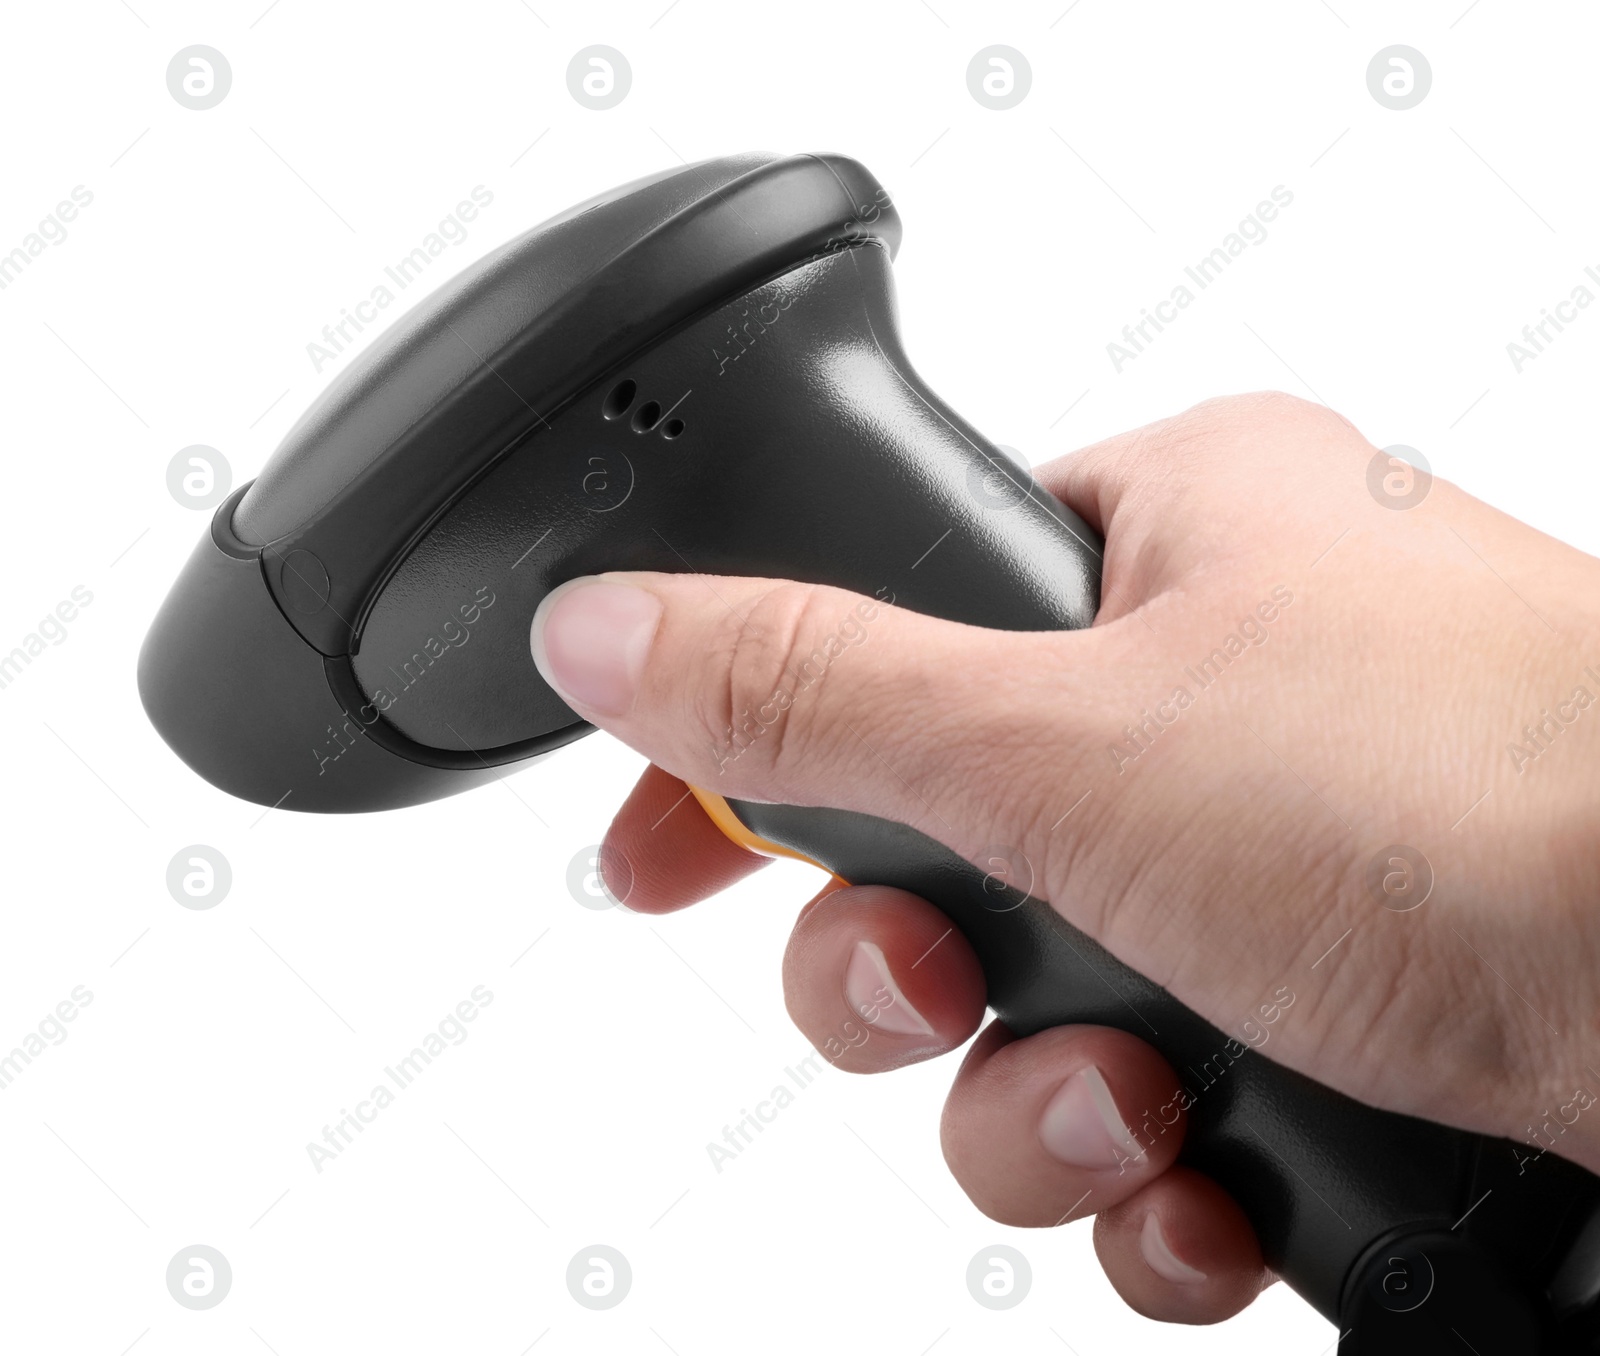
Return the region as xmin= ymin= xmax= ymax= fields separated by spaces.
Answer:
xmin=530 ymin=392 xmax=1600 ymax=1325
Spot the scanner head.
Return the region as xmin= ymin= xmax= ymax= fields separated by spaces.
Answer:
xmin=140 ymin=150 xmax=1096 ymax=812
xmin=139 ymin=153 xmax=906 ymax=810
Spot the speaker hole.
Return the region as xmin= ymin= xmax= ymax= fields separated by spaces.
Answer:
xmin=661 ymin=418 xmax=685 ymax=440
xmin=631 ymin=400 xmax=662 ymax=433
xmin=602 ymin=379 xmax=636 ymax=420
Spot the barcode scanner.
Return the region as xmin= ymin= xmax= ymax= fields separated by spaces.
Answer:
xmin=139 ymin=152 xmax=1600 ymax=1352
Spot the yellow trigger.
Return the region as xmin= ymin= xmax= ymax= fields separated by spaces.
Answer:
xmin=686 ymin=785 xmax=851 ymax=886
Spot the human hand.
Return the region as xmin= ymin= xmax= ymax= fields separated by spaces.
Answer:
xmin=529 ymin=392 xmax=1600 ymax=1323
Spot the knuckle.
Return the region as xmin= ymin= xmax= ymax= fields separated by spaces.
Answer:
xmin=1232 ymin=389 xmax=1323 ymax=419
xmin=1242 ymin=389 xmax=1364 ymax=441
xmin=1136 ymin=391 xmax=1365 ymax=497
xmin=1173 ymin=390 xmax=1351 ymax=442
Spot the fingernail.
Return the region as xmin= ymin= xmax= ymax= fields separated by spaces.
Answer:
xmin=530 ymin=578 xmax=662 ymax=717
xmin=1140 ymin=1211 xmax=1207 ymax=1285
xmin=843 ymin=941 xmax=936 ymax=1036
xmin=1037 ymin=1066 xmax=1144 ymax=1170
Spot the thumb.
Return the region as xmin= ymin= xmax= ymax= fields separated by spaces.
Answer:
xmin=528 ymin=571 xmax=1115 ymax=870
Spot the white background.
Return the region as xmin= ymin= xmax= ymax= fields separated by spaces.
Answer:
xmin=2 ymin=1 xmax=1597 ymax=1352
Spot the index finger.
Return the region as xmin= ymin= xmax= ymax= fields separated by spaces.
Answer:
xmin=601 ymin=763 xmax=770 ymax=913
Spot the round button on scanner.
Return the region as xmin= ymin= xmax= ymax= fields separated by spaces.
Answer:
xmin=279 ymin=549 xmax=331 ymax=614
